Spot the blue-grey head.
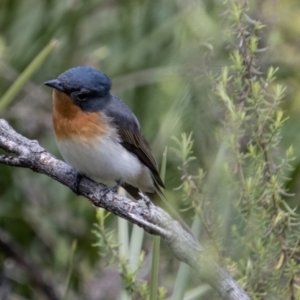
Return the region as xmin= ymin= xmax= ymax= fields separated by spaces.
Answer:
xmin=44 ymin=66 xmax=112 ymax=111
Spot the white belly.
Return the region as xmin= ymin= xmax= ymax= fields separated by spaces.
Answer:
xmin=56 ymin=133 xmax=155 ymax=193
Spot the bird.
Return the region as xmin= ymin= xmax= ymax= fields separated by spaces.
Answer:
xmin=44 ymin=66 xmax=165 ymax=199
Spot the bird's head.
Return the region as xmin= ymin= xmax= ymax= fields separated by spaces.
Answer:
xmin=44 ymin=66 xmax=112 ymax=111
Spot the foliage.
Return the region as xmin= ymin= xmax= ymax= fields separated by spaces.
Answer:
xmin=172 ymin=2 xmax=300 ymax=299
xmin=93 ymin=209 xmax=149 ymax=299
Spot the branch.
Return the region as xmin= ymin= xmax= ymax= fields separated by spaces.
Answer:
xmin=0 ymin=119 xmax=250 ymax=300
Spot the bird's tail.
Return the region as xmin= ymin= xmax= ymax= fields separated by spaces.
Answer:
xmin=153 ymin=183 xmax=193 ymax=235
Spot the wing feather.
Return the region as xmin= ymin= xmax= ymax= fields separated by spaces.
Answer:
xmin=118 ymin=127 xmax=165 ymax=188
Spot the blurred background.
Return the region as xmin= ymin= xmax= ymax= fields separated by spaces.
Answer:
xmin=1 ymin=0 xmax=300 ymax=299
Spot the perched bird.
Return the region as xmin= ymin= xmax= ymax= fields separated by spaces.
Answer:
xmin=44 ymin=66 xmax=164 ymax=199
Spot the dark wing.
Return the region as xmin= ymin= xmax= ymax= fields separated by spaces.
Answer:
xmin=103 ymin=95 xmax=165 ymax=189
xmin=118 ymin=127 xmax=165 ymax=188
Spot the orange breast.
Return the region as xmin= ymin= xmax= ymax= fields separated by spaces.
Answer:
xmin=52 ymin=90 xmax=108 ymax=144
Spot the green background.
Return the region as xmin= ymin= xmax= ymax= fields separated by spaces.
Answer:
xmin=1 ymin=0 xmax=300 ymax=299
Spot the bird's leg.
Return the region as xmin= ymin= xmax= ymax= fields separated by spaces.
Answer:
xmin=72 ymin=172 xmax=85 ymax=194
xmin=138 ymin=192 xmax=151 ymax=207
xmin=100 ymin=180 xmax=121 ymax=197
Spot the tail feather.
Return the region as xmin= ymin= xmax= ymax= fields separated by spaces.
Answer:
xmin=153 ymin=183 xmax=193 ymax=235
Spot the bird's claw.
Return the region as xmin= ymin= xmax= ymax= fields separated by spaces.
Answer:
xmin=100 ymin=182 xmax=120 ymax=197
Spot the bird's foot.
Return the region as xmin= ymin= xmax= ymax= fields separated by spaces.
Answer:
xmin=100 ymin=181 xmax=120 ymax=197
xmin=138 ymin=192 xmax=151 ymax=207
xmin=72 ymin=172 xmax=85 ymax=194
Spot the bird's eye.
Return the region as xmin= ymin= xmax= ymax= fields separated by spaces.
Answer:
xmin=76 ymin=93 xmax=87 ymax=101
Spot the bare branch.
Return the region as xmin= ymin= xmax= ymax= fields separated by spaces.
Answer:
xmin=0 ymin=118 xmax=250 ymax=300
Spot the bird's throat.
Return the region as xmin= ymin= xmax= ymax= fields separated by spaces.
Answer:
xmin=52 ymin=90 xmax=108 ymax=142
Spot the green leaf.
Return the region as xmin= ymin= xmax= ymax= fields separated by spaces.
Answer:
xmin=0 ymin=40 xmax=58 ymax=112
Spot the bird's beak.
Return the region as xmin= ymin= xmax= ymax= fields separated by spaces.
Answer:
xmin=44 ymin=79 xmax=65 ymax=93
